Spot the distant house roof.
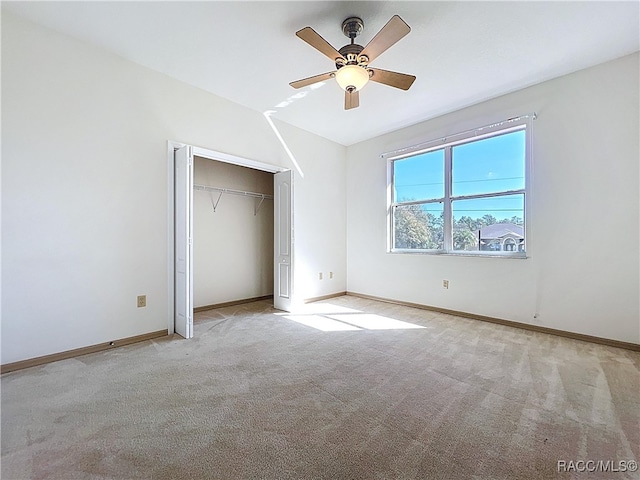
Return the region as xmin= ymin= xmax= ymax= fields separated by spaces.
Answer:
xmin=478 ymin=223 xmax=524 ymax=240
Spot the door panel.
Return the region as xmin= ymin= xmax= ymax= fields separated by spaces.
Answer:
xmin=278 ymin=263 xmax=290 ymax=298
xmin=274 ymin=170 xmax=293 ymax=311
xmin=175 ymin=145 xmax=193 ymax=338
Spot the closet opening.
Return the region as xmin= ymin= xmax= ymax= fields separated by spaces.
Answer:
xmin=168 ymin=142 xmax=292 ymax=338
xmin=192 ymin=156 xmax=275 ymax=313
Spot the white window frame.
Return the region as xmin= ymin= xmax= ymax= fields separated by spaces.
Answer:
xmin=386 ymin=115 xmax=534 ymax=258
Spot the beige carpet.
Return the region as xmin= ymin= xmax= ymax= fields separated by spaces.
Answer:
xmin=2 ymin=295 xmax=638 ymax=479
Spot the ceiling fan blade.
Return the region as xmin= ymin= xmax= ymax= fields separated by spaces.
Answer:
xmin=345 ymin=90 xmax=359 ymax=110
xmin=296 ymin=27 xmax=344 ymax=63
xmin=368 ymin=68 xmax=416 ymax=90
xmin=290 ymin=71 xmax=335 ymax=89
xmin=360 ymin=15 xmax=411 ymax=63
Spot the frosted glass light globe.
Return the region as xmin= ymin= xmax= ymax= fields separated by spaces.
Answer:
xmin=335 ymin=65 xmax=370 ymax=92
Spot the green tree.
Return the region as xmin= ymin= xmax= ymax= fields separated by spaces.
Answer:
xmin=394 ymin=205 xmax=440 ymax=249
xmin=455 ymin=215 xmax=479 ymax=231
xmin=481 ymin=214 xmax=497 ymax=227
xmin=431 ymin=211 xmax=445 ymax=247
xmin=453 ymin=229 xmax=478 ymax=251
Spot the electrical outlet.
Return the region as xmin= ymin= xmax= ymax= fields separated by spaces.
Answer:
xmin=319 ymin=272 xmax=323 ymax=280
xmin=329 ymin=272 xmax=334 ymax=279
xmin=137 ymin=295 xmax=146 ymax=308
xmin=442 ymin=280 xmax=449 ymax=289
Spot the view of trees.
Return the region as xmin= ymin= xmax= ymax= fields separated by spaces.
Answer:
xmin=394 ymin=205 xmax=443 ymax=249
xmin=394 ymin=204 xmax=523 ymax=251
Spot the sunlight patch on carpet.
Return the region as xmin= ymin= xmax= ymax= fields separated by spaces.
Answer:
xmin=284 ymin=315 xmax=362 ymax=331
xmin=282 ymin=311 xmax=426 ymax=332
xmin=274 ymin=303 xmax=362 ymax=315
xmin=328 ymin=314 xmax=426 ymax=330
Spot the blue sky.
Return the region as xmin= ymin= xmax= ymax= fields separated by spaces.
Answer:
xmin=394 ymin=130 xmax=525 ymax=221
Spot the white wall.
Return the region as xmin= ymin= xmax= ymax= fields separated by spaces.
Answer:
xmin=193 ymin=158 xmax=274 ymax=307
xmin=347 ymin=53 xmax=640 ymax=344
xmin=271 ymin=119 xmax=348 ymax=302
xmin=1 ymin=12 xmax=347 ymax=364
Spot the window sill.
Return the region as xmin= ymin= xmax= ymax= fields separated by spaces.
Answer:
xmin=388 ymin=250 xmax=528 ymax=259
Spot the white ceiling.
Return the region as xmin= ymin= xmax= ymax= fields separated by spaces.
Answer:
xmin=4 ymin=1 xmax=639 ymax=146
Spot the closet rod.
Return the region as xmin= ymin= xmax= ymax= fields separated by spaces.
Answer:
xmin=194 ymin=183 xmax=273 ymax=215
xmin=193 ymin=183 xmax=273 ymax=200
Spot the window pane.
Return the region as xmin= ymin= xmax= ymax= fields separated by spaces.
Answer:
xmin=452 ymin=130 xmax=525 ymax=197
xmin=394 ymin=203 xmax=444 ymax=250
xmin=393 ymin=150 xmax=444 ymax=202
xmin=452 ymin=195 xmax=524 ymax=252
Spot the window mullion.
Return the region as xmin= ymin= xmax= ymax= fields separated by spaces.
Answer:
xmin=443 ymin=146 xmax=453 ymax=252
xmin=451 ymin=189 xmax=525 ymax=202
xmin=394 ymin=198 xmax=445 ymax=208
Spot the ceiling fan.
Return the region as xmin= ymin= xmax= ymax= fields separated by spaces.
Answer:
xmin=290 ymin=15 xmax=416 ymax=110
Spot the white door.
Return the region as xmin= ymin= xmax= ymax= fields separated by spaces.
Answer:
xmin=274 ymin=170 xmax=293 ymax=311
xmin=174 ymin=145 xmax=193 ymax=338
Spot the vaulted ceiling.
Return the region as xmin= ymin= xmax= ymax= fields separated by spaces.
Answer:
xmin=4 ymin=1 xmax=639 ymax=145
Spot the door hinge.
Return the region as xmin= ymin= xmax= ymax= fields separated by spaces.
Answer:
xmin=188 ymin=237 xmax=193 ymax=246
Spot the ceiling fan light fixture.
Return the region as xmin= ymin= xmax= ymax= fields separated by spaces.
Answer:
xmin=290 ymin=15 xmax=414 ymax=109
xmin=335 ymin=65 xmax=369 ymax=92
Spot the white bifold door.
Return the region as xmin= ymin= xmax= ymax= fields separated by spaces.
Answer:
xmin=173 ymin=146 xmax=293 ymax=337
xmin=174 ymin=145 xmax=193 ymax=338
xmin=273 ymin=170 xmax=293 ymax=311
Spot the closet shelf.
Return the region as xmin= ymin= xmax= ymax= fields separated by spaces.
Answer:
xmin=193 ymin=183 xmax=273 ymax=215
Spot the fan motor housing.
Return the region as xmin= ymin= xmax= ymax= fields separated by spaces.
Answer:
xmin=336 ymin=44 xmax=368 ymax=69
xmin=339 ymin=44 xmax=364 ymax=58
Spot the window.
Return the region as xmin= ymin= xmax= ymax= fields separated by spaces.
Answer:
xmin=388 ymin=117 xmax=531 ymax=256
